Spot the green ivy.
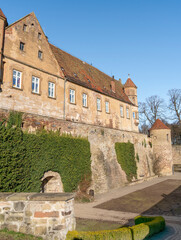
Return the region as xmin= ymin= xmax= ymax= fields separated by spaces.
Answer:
xmin=115 ymin=142 xmax=137 ymax=182
xmin=0 ymin=123 xmax=91 ymax=192
xmin=7 ymin=111 xmax=23 ymax=128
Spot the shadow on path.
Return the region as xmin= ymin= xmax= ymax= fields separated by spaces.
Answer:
xmin=94 ymin=179 xmax=181 ymax=217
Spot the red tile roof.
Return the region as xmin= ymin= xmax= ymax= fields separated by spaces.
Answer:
xmin=50 ymin=44 xmax=133 ymax=105
xmin=0 ymin=8 xmax=6 ymax=19
xmin=150 ymin=119 xmax=170 ymax=131
xmin=124 ymin=77 xmax=137 ymax=88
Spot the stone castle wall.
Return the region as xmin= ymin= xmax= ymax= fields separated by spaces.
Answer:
xmin=150 ymin=129 xmax=173 ymax=176
xmin=0 ymin=192 xmax=75 ymax=240
xmin=0 ymin=109 xmax=155 ymax=194
xmin=173 ymin=145 xmax=181 ymax=164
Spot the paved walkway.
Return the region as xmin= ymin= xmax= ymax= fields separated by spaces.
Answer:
xmin=75 ymin=173 xmax=181 ymax=239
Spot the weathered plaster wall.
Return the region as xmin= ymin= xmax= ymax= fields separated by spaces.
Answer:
xmin=172 ymin=145 xmax=181 ymax=164
xmin=0 ymin=192 xmax=75 ymax=240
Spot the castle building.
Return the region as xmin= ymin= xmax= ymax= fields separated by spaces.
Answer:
xmin=0 ymin=9 xmax=139 ymax=132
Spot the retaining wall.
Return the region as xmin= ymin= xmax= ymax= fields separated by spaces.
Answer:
xmin=173 ymin=145 xmax=181 ymax=164
xmin=0 ymin=192 xmax=75 ymax=240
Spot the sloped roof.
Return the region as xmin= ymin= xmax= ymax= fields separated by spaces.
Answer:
xmin=150 ymin=119 xmax=170 ymax=131
xmin=50 ymin=44 xmax=132 ymax=104
xmin=0 ymin=8 xmax=6 ymax=19
xmin=124 ymin=77 xmax=137 ymax=88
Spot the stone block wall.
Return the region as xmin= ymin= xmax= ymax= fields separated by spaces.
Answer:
xmin=173 ymin=145 xmax=181 ymax=164
xmin=0 ymin=108 xmax=155 ymax=194
xmin=0 ymin=192 xmax=75 ymax=240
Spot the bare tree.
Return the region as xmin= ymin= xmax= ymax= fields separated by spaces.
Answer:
xmin=139 ymin=95 xmax=165 ymax=127
xmin=168 ymin=89 xmax=181 ymax=123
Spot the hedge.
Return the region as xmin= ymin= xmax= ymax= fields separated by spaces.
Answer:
xmin=115 ymin=142 xmax=137 ymax=181
xmin=66 ymin=216 xmax=165 ymax=240
xmin=66 ymin=228 xmax=132 ymax=240
xmin=0 ymin=123 xmax=91 ymax=192
xmin=132 ymin=216 xmax=165 ymax=239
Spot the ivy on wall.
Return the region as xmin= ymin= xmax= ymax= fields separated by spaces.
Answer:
xmin=0 ymin=114 xmax=91 ymax=192
xmin=115 ymin=142 xmax=137 ymax=182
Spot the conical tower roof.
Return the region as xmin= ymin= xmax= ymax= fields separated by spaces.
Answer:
xmin=0 ymin=8 xmax=6 ymax=19
xmin=150 ymin=119 xmax=170 ymax=131
xmin=124 ymin=77 xmax=137 ymax=88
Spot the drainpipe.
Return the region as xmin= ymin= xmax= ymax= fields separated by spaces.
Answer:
xmin=63 ymin=77 xmax=67 ymax=120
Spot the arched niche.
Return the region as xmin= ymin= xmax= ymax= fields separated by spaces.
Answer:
xmin=41 ymin=171 xmax=64 ymax=193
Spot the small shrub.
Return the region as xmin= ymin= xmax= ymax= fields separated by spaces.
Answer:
xmin=100 ymin=129 xmax=104 ymax=136
xmin=136 ymin=153 xmax=139 ymax=162
xmin=149 ymin=141 xmax=152 ymax=148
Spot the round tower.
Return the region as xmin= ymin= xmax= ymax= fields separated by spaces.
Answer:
xmin=150 ymin=119 xmax=173 ymax=176
xmin=124 ymin=74 xmax=138 ymax=106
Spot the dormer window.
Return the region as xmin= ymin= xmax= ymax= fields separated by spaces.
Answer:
xmin=38 ymin=50 xmax=43 ymax=60
xmin=38 ymin=32 xmax=42 ymax=40
xmin=20 ymin=42 xmax=25 ymax=51
xmin=23 ymin=24 xmax=27 ymax=32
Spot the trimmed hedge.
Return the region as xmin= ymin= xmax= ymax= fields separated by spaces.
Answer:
xmin=115 ymin=142 xmax=137 ymax=181
xmin=66 ymin=216 xmax=165 ymax=240
xmin=66 ymin=227 xmax=132 ymax=240
xmin=0 ymin=123 xmax=91 ymax=192
xmin=132 ymin=216 xmax=165 ymax=239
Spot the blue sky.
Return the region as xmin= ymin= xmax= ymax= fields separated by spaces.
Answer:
xmin=1 ymin=0 xmax=181 ymax=104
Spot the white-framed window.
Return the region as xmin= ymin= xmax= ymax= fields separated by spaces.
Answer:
xmin=48 ymin=82 xmax=55 ymax=98
xmin=126 ymin=107 xmax=130 ymax=119
xmin=120 ymin=105 xmax=124 ymax=117
xmin=105 ymin=101 xmax=109 ymax=113
xmin=13 ymin=70 xmax=22 ymax=89
xmin=38 ymin=50 xmax=43 ymax=59
xmin=32 ymin=76 xmax=39 ymax=94
xmin=97 ymin=98 xmax=101 ymax=111
xmin=133 ymin=112 xmax=136 ymax=119
xmin=70 ymin=89 xmax=75 ymax=103
xmin=82 ymin=93 xmax=87 ymax=107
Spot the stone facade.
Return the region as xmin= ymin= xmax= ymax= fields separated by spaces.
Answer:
xmin=0 ymin=10 xmax=139 ymax=133
xmin=0 ymin=192 xmax=75 ymax=240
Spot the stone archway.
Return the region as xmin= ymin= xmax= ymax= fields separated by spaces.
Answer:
xmin=41 ymin=171 xmax=64 ymax=193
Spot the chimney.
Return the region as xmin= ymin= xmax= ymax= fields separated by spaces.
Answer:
xmin=111 ymin=77 xmax=115 ymax=93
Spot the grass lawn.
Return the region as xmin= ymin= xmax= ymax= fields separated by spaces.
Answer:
xmin=0 ymin=229 xmax=42 ymax=240
xmin=0 ymin=219 xmax=123 ymax=239
xmin=76 ymin=218 xmax=123 ymax=231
